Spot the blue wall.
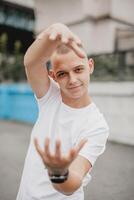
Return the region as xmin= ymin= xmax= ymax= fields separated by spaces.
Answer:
xmin=0 ymin=83 xmax=38 ymax=123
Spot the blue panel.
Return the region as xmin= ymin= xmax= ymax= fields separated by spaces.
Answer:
xmin=0 ymin=83 xmax=38 ymax=123
xmin=0 ymin=85 xmax=10 ymax=119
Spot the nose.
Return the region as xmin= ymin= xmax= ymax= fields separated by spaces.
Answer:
xmin=68 ymin=73 xmax=77 ymax=85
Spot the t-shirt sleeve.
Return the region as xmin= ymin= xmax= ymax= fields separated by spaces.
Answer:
xmin=77 ymin=119 xmax=109 ymax=167
xmin=34 ymin=78 xmax=59 ymax=111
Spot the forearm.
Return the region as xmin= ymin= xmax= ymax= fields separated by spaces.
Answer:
xmin=34 ymin=127 xmax=89 ymax=196
xmin=24 ymin=23 xmax=84 ymax=68
xmin=24 ymin=28 xmax=59 ymax=68
xmin=52 ymin=169 xmax=83 ymax=196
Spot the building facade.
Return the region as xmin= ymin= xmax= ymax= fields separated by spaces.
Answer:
xmin=0 ymin=0 xmax=35 ymax=52
xmin=34 ymin=0 xmax=134 ymax=55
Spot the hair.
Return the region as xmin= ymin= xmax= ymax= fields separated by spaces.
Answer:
xmin=53 ymin=43 xmax=84 ymax=55
xmin=48 ymin=44 xmax=72 ymax=70
xmin=51 ymin=44 xmax=73 ymax=62
xmin=54 ymin=44 xmax=72 ymax=54
xmin=48 ymin=44 xmax=85 ymax=70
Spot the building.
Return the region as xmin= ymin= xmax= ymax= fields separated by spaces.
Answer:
xmin=34 ymin=0 xmax=134 ymax=55
xmin=0 ymin=0 xmax=35 ymax=53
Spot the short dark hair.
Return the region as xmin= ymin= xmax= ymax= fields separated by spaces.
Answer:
xmin=48 ymin=44 xmax=85 ymax=70
xmin=54 ymin=44 xmax=71 ymax=54
xmin=49 ymin=44 xmax=72 ymax=70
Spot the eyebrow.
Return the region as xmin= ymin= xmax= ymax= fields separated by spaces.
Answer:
xmin=74 ymin=65 xmax=85 ymax=69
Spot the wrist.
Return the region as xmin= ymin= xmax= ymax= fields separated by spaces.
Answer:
xmin=48 ymin=167 xmax=68 ymax=176
xmin=48 ymin=169 xmax=69 ymax=184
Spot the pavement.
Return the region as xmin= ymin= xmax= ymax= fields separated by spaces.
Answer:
xmin=0 ymin=120 xmax=134 ymax=200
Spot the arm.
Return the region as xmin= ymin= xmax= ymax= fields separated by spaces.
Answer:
xmin=24 ymin=23 xmax=85 ymax=98
xmin=52 ymin=155 xmax=92 ymax=195
xmin=24 ymin=27 xmax=58 ymax=99
xmin=34 ymin=137 xmax=92 ymax=195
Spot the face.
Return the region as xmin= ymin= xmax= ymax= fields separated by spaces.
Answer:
xmin=50 ymin=51 xmax=94 ymax=102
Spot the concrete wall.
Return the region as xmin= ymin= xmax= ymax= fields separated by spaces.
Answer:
xmin=34 ymin=0 xmax=134 ymax=55
xmin=90 ymin=82 xmax=134 ymax=145
xmin=83 ymin=0 xmax=111 ymax=18
xmin=35 ymin=0 xmax=84 ymax=31
xmin=83 ymin=0 xmax=134 ymax=25
xmin=111 ymin=0 xmax=134 ymax=25
xmin=68 ymin=19 xmax=131 ymax=54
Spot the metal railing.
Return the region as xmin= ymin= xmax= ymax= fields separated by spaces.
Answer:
xmin=90 ymin=50 xmax=134 ymax=81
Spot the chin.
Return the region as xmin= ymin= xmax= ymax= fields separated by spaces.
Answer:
xmin=69 ymin=92 xmax=84 ymax=99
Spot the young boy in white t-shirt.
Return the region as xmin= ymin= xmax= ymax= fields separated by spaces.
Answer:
xmin=16 ymin=23 xmax=109 ymax=200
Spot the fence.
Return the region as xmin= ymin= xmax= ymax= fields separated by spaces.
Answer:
xmin=90 ymin=50 xmax=134 ymax=81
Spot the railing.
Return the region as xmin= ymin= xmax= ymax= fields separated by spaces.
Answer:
xmin=90 ymin=50 xmax=134 ymax=81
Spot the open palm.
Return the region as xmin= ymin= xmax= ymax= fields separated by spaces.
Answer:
xmin=34 ymin=137 xmax=87 ymax=174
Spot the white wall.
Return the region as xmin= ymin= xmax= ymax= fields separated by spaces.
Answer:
xmin=69 ymin=19 xmax=131 ymax=54
xmin=89 ymin=19 xmax=115 ymax=54
xmin=111 ymin=0 xmax=134 ymax=25
xmin=68 ymin=19 xmax=116 ymax=54
xmin=68 ymin=21 xmax=94 ymax=54
xmin=90 ymin=82 xmax=134 ymax=145
xmin=35 ymin=0 xmax=84 ymax=31
xmin=83 ymin=0 xmax=111 ymax=18
xmin=34 ymin=0 xmax=134 ymax=55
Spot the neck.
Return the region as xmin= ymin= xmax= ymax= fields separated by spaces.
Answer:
xmin=61 ymin=93 xmax=92 ymax=109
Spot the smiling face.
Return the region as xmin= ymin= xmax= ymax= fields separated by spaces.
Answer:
xmin=50 ymin=47 xmax=94 ymax=107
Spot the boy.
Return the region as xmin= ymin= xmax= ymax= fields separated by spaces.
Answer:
xmin=16 ymin=23 xmax=109 ymax=200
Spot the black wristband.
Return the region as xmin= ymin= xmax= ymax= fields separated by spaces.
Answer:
xmin=48 ymin=169 xmax=69 ymax=184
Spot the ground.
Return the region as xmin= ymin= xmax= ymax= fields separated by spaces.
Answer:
xmin=0 ymin=120 xmax=134 ymax=200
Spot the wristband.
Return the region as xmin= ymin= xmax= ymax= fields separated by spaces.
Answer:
xmin=48 ymin=169 xmax=69 ymax=184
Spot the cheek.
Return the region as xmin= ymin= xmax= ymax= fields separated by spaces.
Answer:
xmin=80 ymin=73 xmax=90 ymax=82
xmin=57 ymin=79 xmax=67 ymax=88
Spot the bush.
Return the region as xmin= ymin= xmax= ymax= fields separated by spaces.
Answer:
xmin=0 ymin=33 xmax=26 ymax=82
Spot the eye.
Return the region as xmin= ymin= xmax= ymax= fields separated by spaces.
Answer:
xmin=75 ymin=67 xmax=84 ymax=73
xmin=57 ymin=72 xmax=66 ymax=78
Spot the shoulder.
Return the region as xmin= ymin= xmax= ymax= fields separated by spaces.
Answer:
xmin=80 ymin=102 xmax=109 ymax=130
xmin=72 ymin=103 xmax=109 ymax=143
xmin=85 ymin=102 xmax=109 ymax=129
xmin=35 ymin=78 xmax=61 ymax=110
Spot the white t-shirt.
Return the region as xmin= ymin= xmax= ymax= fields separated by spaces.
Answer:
xmin=16 ymin=78 xmax=109 ymax=200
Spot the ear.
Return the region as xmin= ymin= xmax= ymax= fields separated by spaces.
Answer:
xmin=88 ymin=58 xmax=94 ymax=74
xmin=48 ymin=70 xmax=57 ymax=82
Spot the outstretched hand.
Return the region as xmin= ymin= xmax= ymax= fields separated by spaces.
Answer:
xmin=37 ymin=23 xmax=86 ymax=59
xmin=34 ymin=137 xmax=87 ymax=174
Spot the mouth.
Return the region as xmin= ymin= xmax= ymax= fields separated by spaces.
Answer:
xmin=68 ymin=85 xmax=82 ymax=90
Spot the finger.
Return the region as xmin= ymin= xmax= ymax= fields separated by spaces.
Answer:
xmin=55 ymin=139 xmax=61 ymax=159
xmin=49 ymin=31 xmax=59 ymax=41
xmin=68 ymin=41 xmax=85 ymax=58
xmin=34 ymin=137 xmax=44 ymax=157
xmin=61 ymin=35 xmax=69 ymax=44
xmin=44 ymin=137 xmax=51 ymax=157
xmin=66 ymin=139 xmax=87 ymax=161
xmin=73 ymin=34 xmax=82 ymax=46
xmin=36 ymin=31 xmax=45 ymax=40
xmin=68 ymin=148 xmax=77 ymax=160
xmin=75 ymin=138 xmax=88 ymax=153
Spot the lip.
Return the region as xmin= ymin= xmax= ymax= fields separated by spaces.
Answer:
xmin=68 ymin=85 xmax=82 ymax=89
